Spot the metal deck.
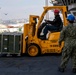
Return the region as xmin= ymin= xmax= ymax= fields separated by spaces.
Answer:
xmin=0 ymin=55 xmax=75 ymax=75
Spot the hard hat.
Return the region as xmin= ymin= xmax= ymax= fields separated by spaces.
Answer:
xmin=67 ymin=14 xmax=75 ymax=21
xmin=54 ymin=9 xmax=59 ymax=13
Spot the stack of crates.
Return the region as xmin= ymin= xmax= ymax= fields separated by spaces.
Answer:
xmin=0 ymin=32 xmax=23 ymax=55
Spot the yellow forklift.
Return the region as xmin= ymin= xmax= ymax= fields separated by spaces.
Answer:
xmin=22 ymin=6 xmax=67 ymax=57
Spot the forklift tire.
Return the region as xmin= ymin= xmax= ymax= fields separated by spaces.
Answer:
xmin=27 ymin=43 xmax=41 ymax=57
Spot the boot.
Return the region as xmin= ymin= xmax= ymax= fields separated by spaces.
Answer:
xmin=58 ymin=67 xmax=65 ymax=72
xmin=72 ymin=68 xmax=76 ymax=73
xmin=39 ymin=35 xmax=47 ymax=40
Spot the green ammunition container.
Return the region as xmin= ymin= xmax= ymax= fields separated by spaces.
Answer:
xmin=8 ymin=34 xmax=14 ymax=53
xmin=2 ymin=33 xmax=9 ymax=52
xmin=0 ymin=32 xmax=22 ymax=54
xmin=15 ymin=34 xmax=22 ymax=53
xmin=8 ymin=32 xmax=22 ymax=54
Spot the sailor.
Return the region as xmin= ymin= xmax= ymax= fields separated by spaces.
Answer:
xmin=58 ymin=14 xmax=76 ymax=73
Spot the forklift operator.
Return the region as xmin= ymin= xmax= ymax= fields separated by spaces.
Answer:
xmin=38 ymin=9 xmax=63 ymax=40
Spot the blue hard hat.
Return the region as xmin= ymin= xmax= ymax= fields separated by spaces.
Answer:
xmin=67 ymin=14 xmax=75 ymax=21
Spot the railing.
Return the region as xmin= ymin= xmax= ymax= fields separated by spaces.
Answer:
xmin=0 ymin=26 xmax=23 ymax=33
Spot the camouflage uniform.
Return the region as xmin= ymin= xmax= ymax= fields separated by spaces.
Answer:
xmin=59 ymin=23 xmax=76 ymax=69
